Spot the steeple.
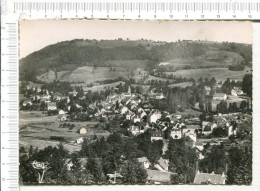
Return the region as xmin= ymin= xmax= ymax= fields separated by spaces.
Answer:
xmin=128 ymin=86 xmax=131 ymax=94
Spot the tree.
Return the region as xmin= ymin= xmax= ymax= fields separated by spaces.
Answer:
xmin=199 ymin=145 xmax=228 ymax=174
xmin=167 ymin=137 xmax=198 ymax=184
xmin=147 ymin=140 xmax=163 ymax=166
xmin=242 ymin=74 xmax=252 ymax=97
xmin=226 ymin=145 xmax=252 ymax=184
xmin=240 ymin=100 xmax=247 ymax=111
xmin=208 ymin=101 xmax=213 ymax=112
xmin=171 ymin=174 xmax=184 ymax=184
xmin=199 ymin=101 xmax=204 ymax=110
xmin=121 ymin=159 xmax=148 ymax=184
xmin=86 ymin=158 xmax=106 ymax=184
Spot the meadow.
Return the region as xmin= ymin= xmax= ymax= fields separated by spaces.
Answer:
xmin=165 ymin=67 xmax=251 ymax=81
xmin=19 ymin=111 xmax=110 ymax=152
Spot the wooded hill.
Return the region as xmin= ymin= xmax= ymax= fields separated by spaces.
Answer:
xmin=19 ymin=39 xmax=252 ymax=82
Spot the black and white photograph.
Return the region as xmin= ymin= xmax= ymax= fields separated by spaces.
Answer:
xmin=18 ymin=20 xmax=252 ymax=185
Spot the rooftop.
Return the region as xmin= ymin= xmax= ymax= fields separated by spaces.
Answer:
xmin=194 ymin=172 xmax=226 ymax=184
xmin=146 ymin=169 xmax=175 ymax=183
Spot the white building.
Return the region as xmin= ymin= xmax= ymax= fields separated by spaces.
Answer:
xmin=202 ymin=121 xmax=218 ymax=135
xmin=80 ymin=127 xmax=87 ymax=134
xmin=149 ymin=111 xmax=162 ymax=123
xmin=151 ymin=131 xmax=163 ymax=141
xmin=57 ymin=115 xmax=67 ymax=121
xmin=128 ymin=125 xmax=144 ymax=136
xmin=120 ymin=106 xmax=129 ymax=115
xmin=47 ymin=102 xmax=57 ymax=110
xmin=58 ymin=109 xmax=66 ymax=115
xmin=170 ymin=129 xmax=182 ymax=139
xmin=137 ymin=157 xmax=150 ymax=169
xmin=213 ymin=93 xmax=227 ymax=101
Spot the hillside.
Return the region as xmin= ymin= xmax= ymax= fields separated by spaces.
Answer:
xmin=19 ymin=39 xmax=252 ymax=82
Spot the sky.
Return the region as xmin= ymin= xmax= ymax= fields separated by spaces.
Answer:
xmin=19 ymin=20 xmax=252 ymax=59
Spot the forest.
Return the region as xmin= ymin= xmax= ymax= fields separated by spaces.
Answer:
xmin=19 ymin=130 xmax=252 ymax=185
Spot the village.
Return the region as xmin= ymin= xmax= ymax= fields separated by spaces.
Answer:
xmin=19 ymin=74 xmax=252 ymax=185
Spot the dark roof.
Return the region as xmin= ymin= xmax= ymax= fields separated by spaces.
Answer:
xmin=194 ymin=172 xmax=226 ymax=184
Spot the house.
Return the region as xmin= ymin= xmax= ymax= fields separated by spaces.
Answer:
xmin=80 ymin=127 xmax=87 ymax=134
xmin=182 ymin=128 xmax=197 ymax=142
xmin=128 ymin=125 xmax=144 ymax=136
xmin=47 ymin=102 xmax=57 ymax=110
xmin=146 ymin=169 xmax=175 ymax=184
xmin=193 ymin=171 xmax=226 ymax=184
xmin=154 ymin=157 xmax=169 ymax=172
xmin=120 ymin=106 xmax=129 ymax=114
xmin=144 ymin=123 xmax=151 ymax=131
xmin=202 ymin=121 xmax=218 ymax=135
xmin=213 ymin=93 xmax=227 ymax=101
xmin=22 ymin=100 xmax=32 ymax=106
xmin=137 ymin=107 xmax=145 ymax=114
xmin=151 ymin=131 xmax=163 ymax=141
xmin=137 ymin=157 xmax=150 ymax=169
xmin=37 ymin=88 xmax=42 ymax=93
xmin=227 ymin=122 xmax=237 ymax=137
xmin=69 ymin=90 xmax=78 ymax=97
xmin=58 ymin=109 xmax=66 ymax=115
xmin=57 ymin=115 xmax=68 ymax=122
xmin=155 ymin=93 xmax=165 ymax=100
xmin=170 ymin=129 xmax=182 ymax=139
xmin=133 ymin=116 xmax=141 ymax=123
xmin=149 ymin=110 xmax=162 ymax=123
xmin=140 ymin=112 xmax=147 ymax=119
xmin=182 ymin=125 xmax=201 ymax=142
xmin=76 ymin=137 xmax=84 ymax=144
xmin=231 ymin=87 xmax=244 ymax=96
xmin=125 ymin=110 xmax=133 ymax=120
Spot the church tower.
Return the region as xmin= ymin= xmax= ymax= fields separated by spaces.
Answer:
xmin=128 ymin=86 xmax=131 ymax=95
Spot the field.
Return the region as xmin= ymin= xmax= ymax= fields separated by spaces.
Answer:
xmin=74 ymin=81 xmax=125 ymax=92
xmin=165 ymin=67 xmax=251 ymax=82
xmin=19 ymin=111 xmax=110 ymax=152
xmin=168 ymin=82 xmax=193 ymax=88
xmin=159 ymin=49 xmax=243 ymax=71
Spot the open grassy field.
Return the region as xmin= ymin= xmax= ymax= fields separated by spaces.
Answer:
xmin=74 ymin=81 xmax=125 ymax=92
xmin=165 ymin=67 xmax=251 ymax=81
xmin=19 ymin=111 xmax=110 ymax=152
xmin=104 ymin=60 xmax=148 ymax=69
xmin=168 ymin=82 xmax=193 ymax=88
xmin=37 ymin=66 xmax=131 ymax=83
xmin=159 ymin=49 xmax=243 ymax=71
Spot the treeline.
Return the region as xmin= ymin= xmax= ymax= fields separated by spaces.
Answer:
xmin=19 ymin=131 xmax=198 ymax=185
xmin=228 ymin=64 xmax=245 ymax=71
xmin=219 ymin=42 xmax=252 ymax=63
xmin=199 ymin=142 xmax=252 ymax=185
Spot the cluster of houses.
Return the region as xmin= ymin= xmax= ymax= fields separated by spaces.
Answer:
xmin=22 ymin=83 xmax=250 ymax=185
